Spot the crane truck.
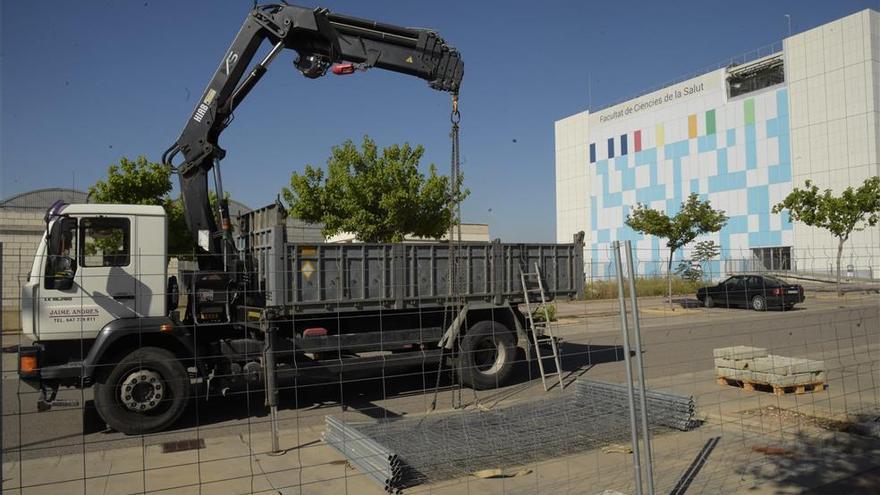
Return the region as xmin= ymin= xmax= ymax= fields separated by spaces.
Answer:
xmin=17 ymin=3 xmax=584 ymax=434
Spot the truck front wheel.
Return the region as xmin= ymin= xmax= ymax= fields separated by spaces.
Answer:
xmin=458 ymin=321 xmax=516 ymax=390
xmin=94 ymin=347 xmax=190 ymax=434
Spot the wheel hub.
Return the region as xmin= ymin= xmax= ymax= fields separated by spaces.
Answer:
xmin=473 ymin=339 xmax=506 ymax=375
xmin=120 ymin=369 xmax=164 ymax=412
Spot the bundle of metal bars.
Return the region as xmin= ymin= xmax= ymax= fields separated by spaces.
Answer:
xmin=323 ymin=415 xmax=408 ymax=493
xmin=323 ymin=379 xmax=698 ymax=492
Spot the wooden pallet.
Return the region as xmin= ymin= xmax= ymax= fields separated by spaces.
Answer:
xmin=716 ymin=376 xmax=826 ymax=396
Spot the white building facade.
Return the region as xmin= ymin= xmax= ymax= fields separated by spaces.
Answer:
xmin=556 ymin=9 xmax=880 ymax=280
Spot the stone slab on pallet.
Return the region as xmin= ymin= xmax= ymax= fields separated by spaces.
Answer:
xmin=716 ymin=367 xmax=825 ymax=387
xmin=714 ymin=357 xmax=752 ymax=370
xmin=751 ymin=355 xmax=825 ymax=375
xmin=713 ymin=346 xmax=768 ymax=360
xmin=716 ymin=376 xmax=826 ymax=396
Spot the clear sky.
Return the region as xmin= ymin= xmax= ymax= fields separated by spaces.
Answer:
xmin=2 ymin=0 xmax=877 ymax=241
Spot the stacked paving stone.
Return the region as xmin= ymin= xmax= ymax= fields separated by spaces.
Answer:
xmin=714 ymin=346 xmax=826 ymax=394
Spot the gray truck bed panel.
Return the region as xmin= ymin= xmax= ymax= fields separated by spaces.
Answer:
xmin=238 ymin=205 xmax=584 ymax=314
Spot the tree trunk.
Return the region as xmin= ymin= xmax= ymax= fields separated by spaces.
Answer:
xmin=667 ymin=248 xmax=675 ymax=311
xmin=836 ymin=237 xmax=845 ymax=297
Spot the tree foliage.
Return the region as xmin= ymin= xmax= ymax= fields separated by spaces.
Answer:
xmin=89 ymin=156 xmax=219 ymax=256
xmin=282 ymin=136 xmax=468 ymax=243
xmin=692 ymin=240 xmax=721 ymax=263
xmin=626 ymin=193 xmax=728 ymax=307
xmin=772 ymin=176 xmax=880 ymax=295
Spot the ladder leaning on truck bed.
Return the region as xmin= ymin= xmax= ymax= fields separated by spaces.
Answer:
xmin=520 ymin=262 xmax=565 ymax=391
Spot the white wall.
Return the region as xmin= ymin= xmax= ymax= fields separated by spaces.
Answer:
xmin=786 ymin=9 xmax=880 ymax=278
xmin=554 ymin=111 xmax=590 ymax=245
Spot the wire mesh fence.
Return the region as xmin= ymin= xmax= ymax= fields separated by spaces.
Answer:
xmin=2 ymin=239 xmax=879 ymax=495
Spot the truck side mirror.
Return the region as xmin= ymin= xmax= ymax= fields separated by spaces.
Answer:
xmin=44 ymin=217 xmax=77 ymax=290
xmin=45 ymin=255 xmax=75 ymax=291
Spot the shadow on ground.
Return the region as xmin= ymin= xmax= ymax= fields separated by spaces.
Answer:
xmin=735 ymin=428 xmax=880 ymax=494
xmin=81 ymin=342 xmax=626 ymax=434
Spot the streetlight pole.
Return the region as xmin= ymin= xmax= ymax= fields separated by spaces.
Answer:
xmin=785 ymin=14 xmax=792 ymax=38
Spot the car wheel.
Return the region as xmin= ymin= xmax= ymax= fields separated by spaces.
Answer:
xmin=94 ymin=347 xmax=190 ymax=435
xmin=457 ymin=321 xmax=517 ymax=390
xmin=751 ymin=295 xmax=767 ymax=311
xmin=704 ymin=295 xmax=714 ymax=308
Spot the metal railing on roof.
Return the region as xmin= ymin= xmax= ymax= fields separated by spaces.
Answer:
xmin=591 ymin=40 xmax=784 ymax=113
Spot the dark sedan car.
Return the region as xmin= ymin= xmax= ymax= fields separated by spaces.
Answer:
xmin=696 ymin=275 xmax=805 ymax=311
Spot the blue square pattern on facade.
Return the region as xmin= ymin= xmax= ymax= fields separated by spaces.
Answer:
xmin=726 ymin=215 xmax=748 ymax=233
xmin=697 ymin=134 xmax=716 ymax=153
xmin=708 ymin=171 xmax=746 ymax=192
xmin=716 ymin=148 xmax=728 ymax=175
xmin=750 ymin=230 xmax=782 ymax=247
xmin=745 ymin=124 xmax=757 ymax=169
xmin=777 ymin=88 xmax=789 ymax=116
xmin=636 ymin=184 xmax=665 ymax=204
xmin=586 ymin=87 xmax=793 ymax=278
xmin=747 ymin=186 xmax=769 ymax=215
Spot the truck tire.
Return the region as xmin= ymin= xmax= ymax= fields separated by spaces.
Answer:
xmin=93 ymin=347 xmax=190 ymax=435
xmin=457 ymin=321 xmax=516 ymax=390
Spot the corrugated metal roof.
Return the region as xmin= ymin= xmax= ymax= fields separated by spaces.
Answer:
xmin=0 ymin=188 xmax=88 ymax=209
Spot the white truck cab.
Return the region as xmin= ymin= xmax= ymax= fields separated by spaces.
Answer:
xmin=21 ymin=203 xmax=168 ymax=343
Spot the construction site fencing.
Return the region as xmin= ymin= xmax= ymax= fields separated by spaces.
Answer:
xmin=2 ymin=242 xmax=879 ymax=495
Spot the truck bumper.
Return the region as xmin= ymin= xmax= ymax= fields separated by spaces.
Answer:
xmin=18 ymin=344 xmax=85 ymax=383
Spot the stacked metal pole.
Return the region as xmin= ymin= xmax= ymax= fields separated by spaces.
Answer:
xmin=323 ymin=416 xmax=405 ymax=493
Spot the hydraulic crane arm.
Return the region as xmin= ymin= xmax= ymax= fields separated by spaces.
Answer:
xmin=162 ymin=3 xmax=463 ymax=270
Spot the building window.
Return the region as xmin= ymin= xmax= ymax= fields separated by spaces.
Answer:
xmin=727 ymin=55 xmax=784 ymax=98
xmin=80 ymin=217 xmax=131 ymax=267
xmin=751 ymin=246 xmax=791 ymax=271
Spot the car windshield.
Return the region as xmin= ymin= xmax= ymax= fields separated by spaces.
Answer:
xmin=761 ymin=276 xmax=787 ymax=285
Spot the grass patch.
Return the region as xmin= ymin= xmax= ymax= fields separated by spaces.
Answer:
xmin=531 ymin=304 xmax=557 ymax=322
xmin=584 ymin=276 xmax=708 ymax=300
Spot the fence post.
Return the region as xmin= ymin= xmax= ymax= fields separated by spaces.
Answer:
xmin=625 ymin=240 xmax=655 ymax=494
xmin=612 ymin=241 xmax=644 ymax=495
xmin=263 ymin=324 xmax=281 ymax=453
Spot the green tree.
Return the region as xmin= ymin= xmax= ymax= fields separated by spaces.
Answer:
xmin=89 ymin=156 xmax=222 ymax=256
xmin=626 ymin=193 xmax=728 ymax=309
xmin=772 ymin=176 xmax=880 ymax=296
xmin=692 ymin=240 xmax=721 ymax=279
xmin=282 ymin=136 xmax=468 ymax=242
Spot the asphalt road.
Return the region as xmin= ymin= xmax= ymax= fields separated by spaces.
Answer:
xmin=3 ymin=294 xmax=877 ymax=461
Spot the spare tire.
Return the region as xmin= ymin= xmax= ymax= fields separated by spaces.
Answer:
xmin=457 ymin=320 xmax=516 ymax=390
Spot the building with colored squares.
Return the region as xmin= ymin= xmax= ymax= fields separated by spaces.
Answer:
xmin=556 ymin=9 xmax=880 ymax=281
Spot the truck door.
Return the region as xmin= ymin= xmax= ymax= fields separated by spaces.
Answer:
xmin=37 ymin=216 xmax=138 ymax=341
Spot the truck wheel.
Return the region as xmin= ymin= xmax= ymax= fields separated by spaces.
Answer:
xmin=94 ymin=347 xmax=190 ymax=435
xmin=458 ymin=321 xmax=516 ymax=390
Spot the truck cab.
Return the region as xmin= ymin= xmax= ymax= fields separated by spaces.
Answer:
xmin=19 ymin=203 xmax=169 ymax=388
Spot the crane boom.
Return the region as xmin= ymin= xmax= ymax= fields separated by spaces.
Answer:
xmin=162 ymin=3 xmax=463 ymax=271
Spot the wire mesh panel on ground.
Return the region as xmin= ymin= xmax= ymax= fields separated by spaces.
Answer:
xmin=323 ymin=378 xmax=698 ymax=492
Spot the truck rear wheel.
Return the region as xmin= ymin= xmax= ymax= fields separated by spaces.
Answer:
xmin=457 ymin=321 xmax=516 ymax=390
xmin=94 ymin=347 xmax=190 ymax=435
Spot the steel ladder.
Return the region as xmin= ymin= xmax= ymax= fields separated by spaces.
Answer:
xmin=520 ymin=262 xmax=565 ymax=391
